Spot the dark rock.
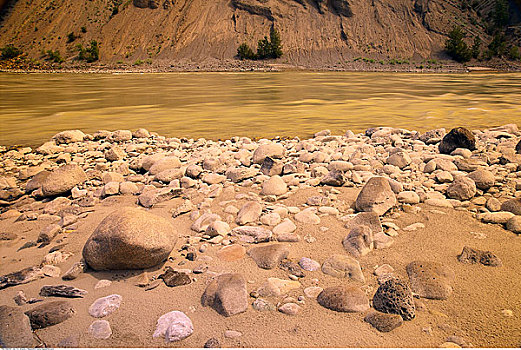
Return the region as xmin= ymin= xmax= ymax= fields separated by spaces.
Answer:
xmin=39 ymin=285 xmax=88 ymax=298
xmin=439 ymin=127 xmax=476 ymax=154
xmin=364 ymin=310 xmax=403 ymax=332
xmin=419 ymin=128 xmax=446 ymax=144
xmin=406 ymin=261 xmax=455 ymax=300
xmin=134 ymin=0 xmax=149 ymax=8
xmin=500 ymin=198 xmax=521 ymax=215
xmin=0 ymin=305 xmax=35 ymax=347
xmin=457 ymin=246 xmax=502 ymax=267
xmin=317 ymin=286 xmax=370 ymax=312
xmin=372 ymin=278 xmax=415 ymax=321
xmin=0 ymin=266 xmax=43 ymax=290
xmin=320 ymin=170 xmax=345 ymax=186
xmin=159 ymin=267 xmax=192 ymax=287
xmin=82 ymin=207 xmax=177 ymax=270
xmin=17 ymin=241 xmax=37 ymax=251
xmin=279 ymin=259 xmax=305 ymax=278
xmin=248 ymin=244 xmax=289 ymax=270
xmin=260 ymin=157 xmax=283 ymax=176
xmin=149 ymin=0 xmax=160 ymax=8
xmin=331 ymin=0 xmax=352 ymax=16
xmin=516 ymin=139 xmax=521 ymax=154
xmin=204 ymin=337 xmax=221 ymax=348
xmin=25 ymin=300 xmax=74 ymax=329
xmin=186 ymin=252 xmax=197 ymax=261
xmin=202 ymin=273 xmax=248 ymax=317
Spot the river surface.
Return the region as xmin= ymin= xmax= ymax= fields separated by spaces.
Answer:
xmin=1 ymin=72 xmax=520 ymax=147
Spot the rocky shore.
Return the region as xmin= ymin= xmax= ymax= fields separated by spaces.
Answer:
xmin=1 ymin=124 xmax=521 ymax=347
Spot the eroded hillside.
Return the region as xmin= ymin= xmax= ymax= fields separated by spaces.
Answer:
xmin=0 ymin=0 xmax=510 ymax=65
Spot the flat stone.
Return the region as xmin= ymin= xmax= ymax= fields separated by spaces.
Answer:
xmin=202 ymin=273 xmax=248 ymax=317
xmin=224 ymin=330 xmax=242 ymax=338
xmin=372 ymin=278 xmax=415 ymax=321
xmin=95 ymin=279 xmax=112 ymax=289
xmin=0 ymin=305 xmax=35 ymax=347
xmin=257 ymin=278 xmax=301 ymax=297
xmin=252 ymin=298 xmax=276 ymax=312
xmin=364 ymin=310 xmax=403 ymax=332
xmin=88 ymin=294 xmax=122 ymax=318
xmin=0 ymin=266 xmax=44 ymax=290
xmin=248 ymin=244 xmax=289 ymax=270
xmin=231 ymin=226 xmax=272 ymax=243
xmin=25 ymin=300 xmax=74 ymax=329
xmin=89 ymin=320 xmax=112 ymax=339
xmin=406 ymin=261 xmax=455 ymax=300
xmin=39 ymin=285 xmax=87 ymax=298
xmin=321 ymin=254 xmax=364 ymax=282
xmin=477 ymin=211 xmax=515 ymax=224
xmin=304 ymin=286 xmax=323 ymax=298
xmin=317 ymin=286 xmax=370 ymax=313
xmin=458 ymin=246 xmax=502 ymax=267
xmin=153 ymin=311 xmax=193 ymax=342
xmin=216 ymin=244 xmax=246 ymax=262
xmin=253 ymin=143 xmax=284 ymax=164
xmin=236 ymin=201 xmax=262 ymax=225
xmin=273 ymin=218 xmax=296 ymax=235
xmin=397 ymin=191 xmax=420 ymax=204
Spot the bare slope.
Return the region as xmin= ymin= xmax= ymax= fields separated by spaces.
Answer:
xmin=0 ymin=0 xmax=492 ymax=65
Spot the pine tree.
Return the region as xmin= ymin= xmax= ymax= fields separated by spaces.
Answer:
xmin=269 ymin=26 xmax=283 ymax=59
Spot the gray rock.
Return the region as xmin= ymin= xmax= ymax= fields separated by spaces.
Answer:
xmin=446 ymin=176 xmax=476 ymax=201
xmin=317 ymin=286 xmax=370 ymax=312
xmin=153 ymin=311 xmax=193 ymax=342
xmin=342 ymin=226 xmax=373 ymax=258
xmin=37 ymin=224 xmax=61 ymax=243
xmin=260 ymin=157 xmax=283 ymax=176
xmin=88 ymin=294 xmax=122 ymax=318
xmin=231 ymin=226 xmax=272 ymax=243
xmin=321 ymin=254 xmax=365 ymax=282
xmin=25 ymin=300 xmax=74 ymax=329
xmin=226 ymin=167 xmax=257 ymax=182
xmin=248 ymin=244 xmax=289 ymax=269
xmin=457 ymin=246 xmax=502 ymax=267
xmin=364 ymin=310 xmax=403 ymax=332
xmin=279 ymin=259 xmax=305 ymax=277
xmin=202 ymin=273 xmax=248 ymax=317
xmin=82 ymin=208 xmax=177 ymax=270
xmin=355 ymin=177 xmax=396 ymax=216
xmin=89 ymin=320 xmax=112 ymax=339
xmin=372 ymin=278 xmax=415 ymax=321
xmin=0 ymin=305 xmax=35 ymax=347
xmin=406 ymin=261 xmax=455 ymax=300
xmin=320 ymin=170 xmax=345 ymax=186
xmin=299 ymin=257 xmax=321 ymax=271
xmin=252 ymin=298 xmax=276 ymax=311
xmin=62 ymin=261 xmax=86 ymax=280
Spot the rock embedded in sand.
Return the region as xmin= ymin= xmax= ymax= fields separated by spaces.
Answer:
xmin=159 ymin=267 xmax=192 ymax=287
xmin=25 ymin=300 xmax=74 ymax=329
xmin=153 ymin=311 xmax=194 ymax=342
xmin=372 ymin=278 xmax=415 ymax=321
xmin=252 ymin=298 xmax=276 ymax=311
xmin=321 ymin=254 xmax=365 ymax=282
xmin=294 ymin=207 xmax=321 ymax=224
xmin=217 ymin=244 xmax=246 ymax=261
xmin=88 ymin=294 xmax=122 ymax=318
xmin=342 ymin=225 xmax=374 ymax=258
xmin=62 ymin=261 xmax=86 ymax=280
xmin=457 ymin=246 xmax=502 ymax=267
xmin=248 ymin=244 xmax=289 ymax=269
xmin=202 ymin=273 xmax=248 ymax=317
xmin=82 ymin=207 xmax=177 ymax=270
xmin=438 ymin=127 xmax=476 ymax=154
xmin=355 ymin=177 xmax=396 ymax=216
xmin=364 ymin=310 xmax=403 ymax=332
xmin=476 ymin=211 xmax=515 ymax=224
xmin=39 ymin=285 xmax=87 ymax=298
xmin=304 ymin=286 xmax=323 ymax=298
xmin=0 ymin=305 xmax=35 ymax=347
xmin=317 ymin=286 xmax=370 ymax=313
xmin=406 ymin=261 xmax=455 ymax=300
xmin=320 ymin=170 xmax=345 ymax=186
xmin=257 ymin=278 xmax=301 ymax=297
xmin=204 ymin=337 xmax=221 ymax=348
xmin=40 ymin=164 xmax=87 ymax=198
xmin=278 ymin=302 xmax=301 ymax=315
xmin=89 ymin=320 xmax=112 ymax=339
xmin=0 ymin=266 xmax=44 ymax=290
xmin=446 ymin=177 xmax=477 ymax=201
xmin=231 ymin=226 xmax=272 ymax=243
xmin=506 ymin=216 xmax=521 ymax=233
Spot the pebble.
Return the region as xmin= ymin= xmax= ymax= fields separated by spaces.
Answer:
xmin=278 ymin=303 xmax=301 ymax=315
xmin=224 ymin=330 xmax=242 ymax=339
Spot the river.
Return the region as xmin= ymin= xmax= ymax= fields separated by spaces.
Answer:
xmin=1 ymin=72 xmax=520 ymax=147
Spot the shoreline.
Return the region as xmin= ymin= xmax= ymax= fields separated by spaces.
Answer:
xmin=0 ymin=125 xmax=520 ymax=347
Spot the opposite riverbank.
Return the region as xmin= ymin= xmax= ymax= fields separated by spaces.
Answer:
xmin=0 ymin=125 xmax=521 ymax=347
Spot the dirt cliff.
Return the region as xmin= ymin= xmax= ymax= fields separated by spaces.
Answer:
xmin=0 ymin=0 xmax=511 ymax=65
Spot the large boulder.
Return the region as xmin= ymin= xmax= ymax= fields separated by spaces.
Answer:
xmin=40 ymin=164 xmax=87 ymax=197
xmin=446 ymin=176 xmax=476 ymax=201
xmin=355 ymin=177 xmax=396 ymax=215
xmin=467 ymin=169 xmax=495 ymax=190
xmin=82 ymin=208 xmax=177 ymax=270
xmin=252 ymin=143 xmax=284 ymax=164
xmin=439 ymin=127 xmax=476 ymax=154
xmin=0 ymin=305 xmax=35 ymax=347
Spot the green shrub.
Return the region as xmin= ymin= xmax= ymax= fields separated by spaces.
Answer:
xmin=445 ymin=26 xmax=472 ymax=62
xmin=471 ymin=36 xmax=481 ymax=59
xmin=237 ymin=43 xmax=256 ymax=60
xmin=1 ymin=44 xmax=23 ymax=60
xmin=133 ymin=59 xmax=144 ymax=66
xmin=487 ymin=32 xmax=507 ymax=58
xmin=45 ymin=49 xmax=64 ymax=63
xmin=256 ymin=36 xmax=271 ymax=59
xmin=67 ymin=32 xmax=78 ymax=43
xmin=493 ymin=0 xmax=509 ymax=28
xmin=269 ymin=26 xmax=283 ymax=59
xmin=77 ymin=40 xmax=100 ymax=62
xmin=509 ymin=46 xmax=520 ymax=60
xmin=81 ymin=26 xmax=87 ymax=33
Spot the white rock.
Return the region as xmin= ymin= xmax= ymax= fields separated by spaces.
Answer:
xmin=153 ymin=311 xmax=194 ymax=342
xmin=88 ymin=294 xmax=122 ymax=318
